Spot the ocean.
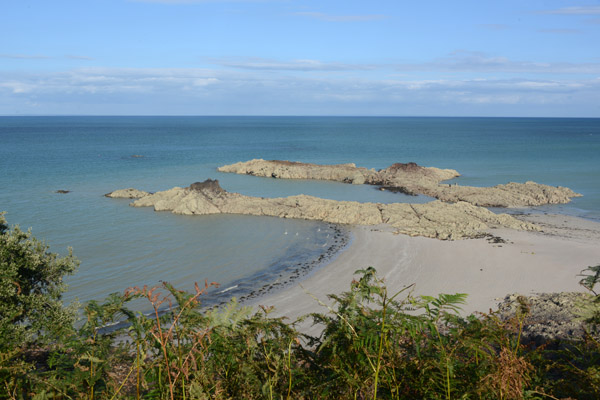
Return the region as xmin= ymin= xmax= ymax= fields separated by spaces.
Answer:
xmin=1 ymin=116 xmax=599 ymax=311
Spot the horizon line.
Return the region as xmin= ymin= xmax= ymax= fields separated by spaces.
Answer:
xmin=1 ymin=114 xmax=599 ymax=119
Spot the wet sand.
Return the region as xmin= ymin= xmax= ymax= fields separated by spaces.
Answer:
xmin=232 ymin=224 xmax=350 ymax=305
xmin=252 ymin=214 xmax=600 ymax=334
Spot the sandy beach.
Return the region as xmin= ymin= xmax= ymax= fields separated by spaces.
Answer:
xmin=254 ymin=213 xmax=600 ymax=333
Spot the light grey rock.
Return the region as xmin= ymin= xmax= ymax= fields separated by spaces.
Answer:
xmin=218 ymin=159 xmax=582 ymax=208
xmin=104 ymin=188 xmax=150 ymax=199
xmin=113 ymin=179 xmax=540 ymax=240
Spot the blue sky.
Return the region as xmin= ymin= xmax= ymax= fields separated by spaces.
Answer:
xmin=1 ymin=0 xmax=599 ymax=116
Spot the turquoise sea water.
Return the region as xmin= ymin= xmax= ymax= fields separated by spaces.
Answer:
xmin=1 ymin=116 xmax=599 ymax=310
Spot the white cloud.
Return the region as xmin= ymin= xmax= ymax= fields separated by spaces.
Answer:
xmin=211 ymin=52 xmax=600 ymax=75
xmin=1 ymin=67 xmax=598 ymax=116
xmin=0 ymin=81 xmax=37 ymax=94
xmin=462 ymin=94 xmax=521 ymax=105
xmin=192 ymin=78 xmax=219 ymax=86
xmin=209 ymin=57 xmax=375 ymax=71
xmin=0 ymin=68 xmax=221 ymax=99
xmin=540 ymin=6 xmax=600 ymax=15
xmin=395 ymin=51 xmax=600 ymax=75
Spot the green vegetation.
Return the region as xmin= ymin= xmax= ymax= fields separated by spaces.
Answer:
xmin=0 ymin=212 xmax=78 ymax=352
xmin=1 ymin=212 xmax=600 ymax=399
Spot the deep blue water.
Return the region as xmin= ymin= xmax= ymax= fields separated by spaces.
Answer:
xmin=1 ymin=116 xmax=599 ymax=310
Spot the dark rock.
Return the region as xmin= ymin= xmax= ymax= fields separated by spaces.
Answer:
xmin=270 ymin=160 xmax=310 ymax=167
xmin=378 ymin=186 xmax=417 ymax=196
xmin=487 ymin=234 xmax=506 ymax=244
xmin=189 ymin=179 xmax=226 ymax=195
xmin=496 ymin=292 xmax=596 ymax=346
xmin=384 ymin=162 xmax=421 ymax=172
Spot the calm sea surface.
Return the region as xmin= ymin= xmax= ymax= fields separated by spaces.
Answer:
xmin=1 ymin=116 xmax=599 ymax=310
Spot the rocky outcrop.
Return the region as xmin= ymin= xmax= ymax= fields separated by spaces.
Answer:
xmin=497 ymin=292 xmax=596 ymax=344
xmin=217 ymin=159 xmax=581 ymax=208
xmin=111 ymin=179 xmax=539 ymax=240
xmin=427 ymin=181 xmax=581 ymax=208
xmin=105 ymin=188 xmax=150 ymax=199
xmin=217 ymin=159 xmax=458 ymax=187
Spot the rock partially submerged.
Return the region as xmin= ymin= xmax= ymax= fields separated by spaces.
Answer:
xmin=427 ymin=181 xmax=581 ymax=208
xmin=218 ymin=159 xmax=458 ymax=187
xmin=111 ymin=179 xmax=539 ymax=240
xmin=218 ymin=159 xmax=581 ymax=208
xmin=105 ymin=188 xmax=150 ymax=199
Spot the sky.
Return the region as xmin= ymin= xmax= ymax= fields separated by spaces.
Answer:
xmin=1 ymin=0 xmax=599 ymax=117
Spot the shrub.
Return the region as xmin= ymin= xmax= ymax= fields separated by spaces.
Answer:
xmin=0 ymin=212 xmax=79 ymax=350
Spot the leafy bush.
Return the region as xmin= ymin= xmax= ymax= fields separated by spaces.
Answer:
xmin=0 ymin=212 xmax=78 ymax=350
xmin=2 ymin=212 xmax=600 ymax=399
xmin=0 ymin=212 xmax=80 ymax=399
xmin=308 ymin=267 xmax=534 ymax=400
xmin=541 ymin=264 xmax=600 ymax=400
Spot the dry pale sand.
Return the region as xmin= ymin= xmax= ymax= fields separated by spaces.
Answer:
xmin=253 ymin=213 xmax=600 ymax=334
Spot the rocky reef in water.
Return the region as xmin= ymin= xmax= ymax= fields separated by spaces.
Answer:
xmin=106 ymin=179 xmax=538 ymax=240
xmin=217 ymin=159 xmax=581 ymax=208
xmin=105 ymin=188 xmax=150 ymax=199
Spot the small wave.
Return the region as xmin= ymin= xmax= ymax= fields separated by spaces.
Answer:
xmin=219 ymin=285 xmax=239 ymax=294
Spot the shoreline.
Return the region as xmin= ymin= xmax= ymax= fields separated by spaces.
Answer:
xmin=105 ymin=180 xmax=600 ymax=322
xmin=251 ymin=212 xmax=600 ymax=334
xmin=229 ymin=223 xmax=351 ymax=306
